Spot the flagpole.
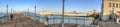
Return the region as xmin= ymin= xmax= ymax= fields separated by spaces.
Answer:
xmin=11 ymin=8 xmax=13 ymax=14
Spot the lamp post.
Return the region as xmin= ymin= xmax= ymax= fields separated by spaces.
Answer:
xmin=11 ymin=8 xmax=13 ymax=14
xmin=34 ymin=6 xmax=37 ymax=22
xmin=101 ymin=0 xmax=104 ymax=21
xmin=28 ymin=9 xmax=29 ymax=12
xmin=6 ymin=5 xmax=8 ymax=16
xmin=61 ymin=0 xmax=65 ymax=27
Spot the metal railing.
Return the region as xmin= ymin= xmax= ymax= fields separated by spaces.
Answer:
xmin=24 ymin=14 xmax=94 ymax=25
xmin=0 ymin=14 xmax=10 ymax=24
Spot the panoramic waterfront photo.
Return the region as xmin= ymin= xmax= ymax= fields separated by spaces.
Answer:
xmin=0 ymin=0 xmax=120 ymax=27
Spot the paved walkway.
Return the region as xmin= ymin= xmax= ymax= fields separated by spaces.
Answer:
xmin=0 ymin=14 xmax=45 ymax=27
xmin=0 ymin=14 xmax=80 ymax=27
xmin=98 ymin=22 xmax=120 ymax=27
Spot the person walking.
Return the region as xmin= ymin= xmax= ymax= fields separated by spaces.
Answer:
xmin=44 ymin=15 xmax=49 ymax=27
xmin=10 ymin=14 xmax=13 ymax=20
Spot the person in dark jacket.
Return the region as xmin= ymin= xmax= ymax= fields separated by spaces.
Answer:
xmin=10 ymin=14 xmax=13 ymax=20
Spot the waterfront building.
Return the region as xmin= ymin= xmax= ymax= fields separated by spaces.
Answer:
xmin=102 ymin=0 xmax=120 ymax=15
xmin=102 ymin=0 xmax=120 ymax=21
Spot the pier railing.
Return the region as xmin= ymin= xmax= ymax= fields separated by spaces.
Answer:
xmin=0 ymin=13 xmax=95 ymax=27
xmin=23 ymin=13 xmax=94 ymax=25
xmin=0 ymin=14 xmax=10 ymax=24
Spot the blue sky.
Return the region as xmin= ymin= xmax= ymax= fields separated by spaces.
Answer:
xmin=0 ymin=0 xmax=102 ymax=13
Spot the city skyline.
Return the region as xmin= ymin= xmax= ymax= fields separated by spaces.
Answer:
xmin=0 ymin=0 xmax=102 ymax=13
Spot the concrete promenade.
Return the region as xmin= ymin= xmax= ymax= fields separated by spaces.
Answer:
xmin=0 ymin=14 xmax=44 ymax=27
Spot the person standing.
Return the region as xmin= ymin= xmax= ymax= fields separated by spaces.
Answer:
xmin=44 ymin=15 xmax=49 ymax=27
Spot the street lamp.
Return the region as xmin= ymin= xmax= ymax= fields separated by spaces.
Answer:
xmin=6 ymin=5 xmax=8 ymax=16
xmin=61 ymin=0 xmax=65 ymax=27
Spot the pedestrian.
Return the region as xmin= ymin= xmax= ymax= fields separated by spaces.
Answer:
xmin=10 ymin=14 xmax=13 ymax=20
xmin=44 ymin=15 xmax=49 ymax=27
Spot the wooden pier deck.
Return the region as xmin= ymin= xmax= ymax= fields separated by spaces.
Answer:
xmin=0 ymin=14 xmax=78 ymax=27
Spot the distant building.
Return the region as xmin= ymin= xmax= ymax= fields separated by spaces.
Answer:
xmin=40 ymin=10 xmax=53 ymax=15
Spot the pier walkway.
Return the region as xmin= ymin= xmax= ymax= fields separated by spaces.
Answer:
xmin=0 ymin=14 xmax=80 ymax=27
xmin=98 ymin=22 xmax=120 ymax=27
xmin=0 ymin=14 xmax=44 ymax=27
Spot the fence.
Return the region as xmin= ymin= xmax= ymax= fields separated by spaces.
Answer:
xmin=24 ymin=13 xmax=94 ymax=25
